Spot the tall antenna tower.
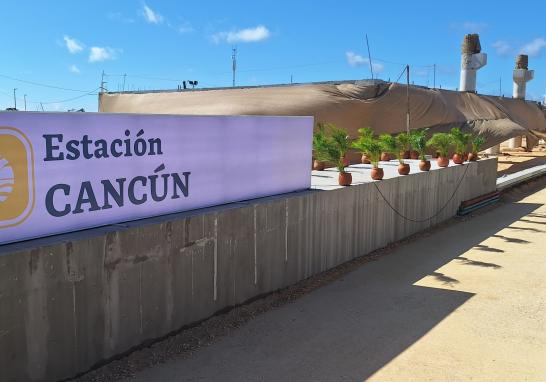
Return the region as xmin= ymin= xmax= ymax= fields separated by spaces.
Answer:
xmin=100 ymin=70 xmax=107 ymax=93
xmin=365 ymin=34 xmax=374 ymax=80
xmin=232 ymin=47 xmax=237 ymax=87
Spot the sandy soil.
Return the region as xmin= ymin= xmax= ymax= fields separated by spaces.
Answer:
xmin=495 ymin=144 xmax=546 ymax=176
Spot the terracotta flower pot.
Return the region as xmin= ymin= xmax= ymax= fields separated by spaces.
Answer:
xmin=410 ymin=150 xmax=420 ymax=160
xmin=341 ymin=156 xmax=350 ymax=167
xmin=463 ymin=152 xmax=469 ymax=162
xmin=468 ymin=152 xmax=478 ymax=161
xmin=402 ymin=150 xmax=411 ymax=159
xmin=452 ymin=153 xmax=464 ymax=164
xmin=313 ymin=160 xmax=325 ymax=171
xmin=338 ymin=171 xmax=352 ymax=186
xmin=371 ymin=167 xmax=384 ymax=180
xmin=398 ymin=163 xmax=410 ymax=175
xmin=437 ymin=156 xmax=449 ymax=167
xmin=419 ymin=160 xmax=431 ymax=171
xmin=380 ymin=152 xmax=391 ymax=161
xmin=361 ymin=154 xmax=371 ymax=164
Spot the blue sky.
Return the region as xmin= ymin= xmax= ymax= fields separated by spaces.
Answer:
xmin=1 ymin=0 xmax=545 ymax=112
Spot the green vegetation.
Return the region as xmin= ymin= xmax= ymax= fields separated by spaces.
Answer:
xmin=379 ymin=133 xmax=397 ymax=156
xmin=354 ymin=137 xmax=383 ymax=168
xmin=450 ymin=127 xmax=472 ymax=155
xmin=427 ymin=133 xmax=454 ymax=157
xmin=410 ymin=129 xmax=428 ymax=160
xmin=471 ymin=135 xmax=486 ymax=153
xmin=352 ymin=127 xmax=385 ymax=168
xmin=396 ymin=132 xmax=411 ymax=154
xmin=313 ymin=123 xmax=352 ymax=172
xmin=357 ymin=127 xmax=374 ymax=140
xmin=396 ymin=132 xmax=412 ymax=164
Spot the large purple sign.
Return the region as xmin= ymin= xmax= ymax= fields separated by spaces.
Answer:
xmin=0 ymin=112 xmax=312 ymax=244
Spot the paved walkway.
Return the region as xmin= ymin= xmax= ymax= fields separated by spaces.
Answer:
xmin=128 ymin=183 xmax=546 ymax=382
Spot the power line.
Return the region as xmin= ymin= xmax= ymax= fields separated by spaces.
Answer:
xmin=0 ymin=73 xmax=94 ymax=93
xmin=394 ymin=65 xmax=407 ymax=83
xmin=0 ymin=87 xmax=99 ymax=106
xmin=36 ymin=88 xmax=101 ymax=105
xmin=100 ymin=55 xmax=438 ymax=88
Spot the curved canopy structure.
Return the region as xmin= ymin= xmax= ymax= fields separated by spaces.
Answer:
xmin=100 ymin=80 xmax=546 ymax=149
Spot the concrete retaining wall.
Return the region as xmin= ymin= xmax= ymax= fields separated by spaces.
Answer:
xmin=0 ymin=159 xmax=497 ymax=381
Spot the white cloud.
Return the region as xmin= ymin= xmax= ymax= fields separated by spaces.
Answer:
xmin=141 ymin=4 xmax=163 ymax=24
xmin=519 ymin=37 xmax=546 ymax=57
xmin=450 ymin=21 xmax=488 ymax=32
xmin=492 ymin=40 xmax=512 ymax=56
xmin=345 ymin=52 xmax=384 ymax=72
xmin=89 ymin=47 xmax=120 ymax=62
xmin=212 ymin=25 xmax=270 ymax=44
xmin=108 ymin=12 xmax=135 ymax=23
xmin=69 ymin=64 xmax=80 ymax=74
xmin=63 ymin=35 xmax=84 ymax=54
xmin=178 ymin=22 xmax=194 ymax=34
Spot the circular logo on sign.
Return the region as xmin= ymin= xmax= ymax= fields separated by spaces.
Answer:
xmin=0 ymin=127 xmax=35 ymax=228
xmin=0 ymin=156 xmax=15 ymax=203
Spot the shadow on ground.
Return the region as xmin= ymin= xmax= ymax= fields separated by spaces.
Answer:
xmin=128 ymin=194 xmax=542 ymax=381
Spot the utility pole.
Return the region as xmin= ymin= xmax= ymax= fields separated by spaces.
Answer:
xmin=13 ymin=88 xmax=17 ymax=109
xmin=433 ymin=64 xmax=436 ymax=88
xmin=232 ymin=47 xmax=237 ymax=87
xmin=24 ymin=94 xmax=27 ymax=111
xmin=290 ymin=74 xmax=293 ymax=84
xmin=365 ymin=34 xmax=374 ymax=80
xmin=406 ymin=65 xmax=410 ymax=134
xmin=499 ymin=76 xmax=502 ymax=96
xmin=122 ymin=73 xmax=126 ymax=91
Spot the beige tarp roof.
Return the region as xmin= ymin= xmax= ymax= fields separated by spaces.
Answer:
xmin=99 ymin=81 xmax=546 ymax=149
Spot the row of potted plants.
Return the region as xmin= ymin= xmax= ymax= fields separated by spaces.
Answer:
xmin=313 ymin=124 xmax=486 ymax=186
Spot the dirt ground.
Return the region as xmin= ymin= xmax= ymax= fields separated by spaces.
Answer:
xmin=122 ymin=176 xmax=546 ymax=382
xmin=71 ymin=176 xmax=546 ymax=382
xmin=495 ymin=143 xmax=546 ymax=177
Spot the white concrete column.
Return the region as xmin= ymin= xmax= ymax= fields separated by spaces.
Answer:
xmin=513 ymin=69 xmax=534 ymax=99
xmin=459 ymin=34 xmax=487 ymax=92
xmin=507 ymin=136 xmax=522 ymax=149
xmin=505 ymin=55 xmax=534 ymax=151
xmin=460 ymin=53 xmax=487 ymax=92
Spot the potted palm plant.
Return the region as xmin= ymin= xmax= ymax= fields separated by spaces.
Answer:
xmin=469 ymin=135 xmax=485 ymax=161
xmin=409 ymin=130 xmax=421 ymax=159
xmin=410 ymin=129 xmax=431 ymax=171
xmin=360 ymin=137 xmax=384 ymax=180
xmin=395 ymin=133 xmax=411 ymax=175
xmin=354 ymin=127 xmax=373 ymax=164
xmin=379 ymin=132 xmax=393 ymax=162
xmin=450 ymin=127 xmax=471 ymax=164
xmin=427 ymin=133 xmax=453 ymax=167
xmin=397 ymin=132 xmax=411 ymax=159
xmin=313 ymin=124 xmax=353 ymax=186
xmin=312 ymin=124 xmax=328 ymax=170
xmin=379 ymin=133 xmax=397 ymax=162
